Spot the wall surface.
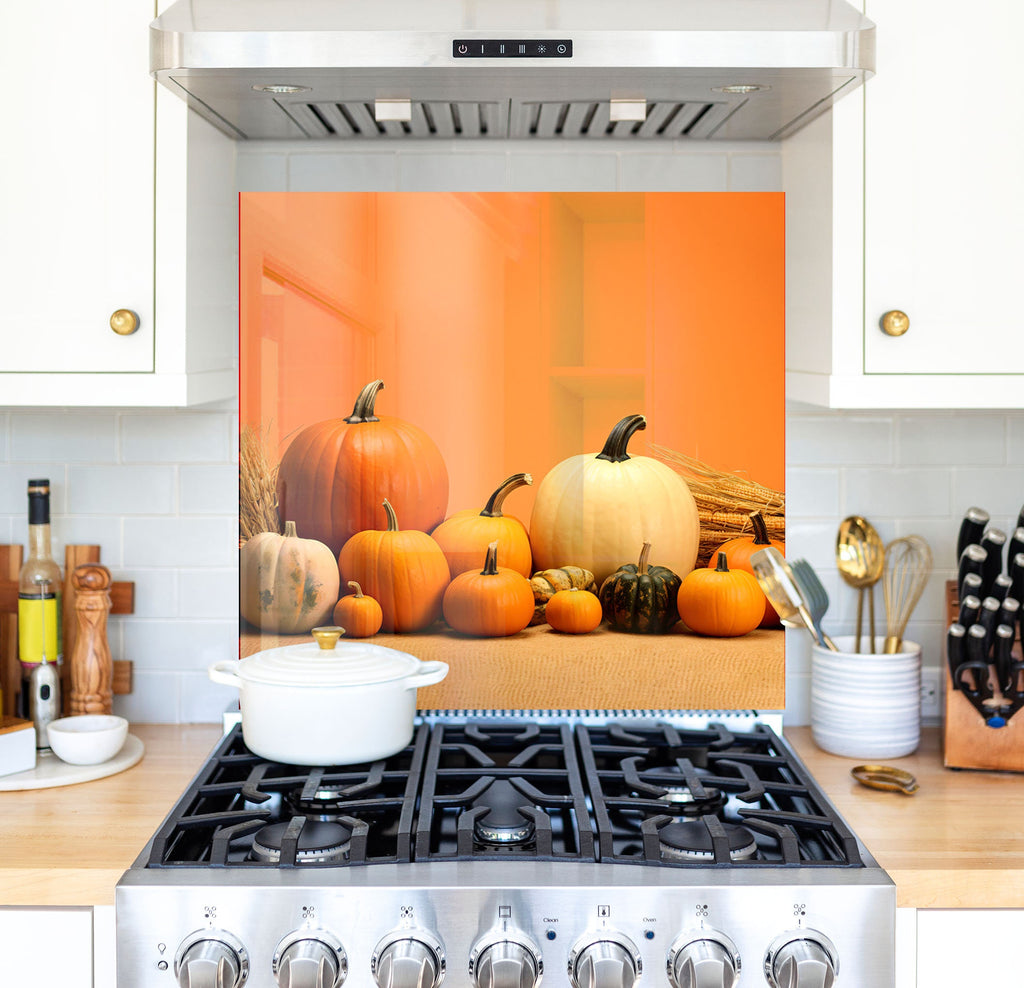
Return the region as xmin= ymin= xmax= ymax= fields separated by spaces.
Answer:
xmin=2 ymin=141 xmax=1020 ymax=724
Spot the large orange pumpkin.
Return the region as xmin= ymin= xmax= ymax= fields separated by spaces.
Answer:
xmin=442 ymin=541 xmax=535 ymax=638
xmin=431 ymin=473 xmax=533 ymax=578
xmin=529 ymin=414 xmax=700 ymax=585
xmin=711 ymin=511 xmax=784 ymax=628
xmin=338 ymin=499 xmax=450 ymax=633
xmin=239 ymin=521 xmax=340 ymax=633
xmin=277 ymin=379 xmax=449 ymax=555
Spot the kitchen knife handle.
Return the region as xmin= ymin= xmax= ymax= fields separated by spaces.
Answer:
xmin=964 ymin=624 xmax=993 ymax=697
xmin=958 ymin=544 xmax=988 ymax=599
xmin=1008 ymin=527 xmax=1024 ymax=569
xmin=957 ymin=594 xmax=982 ymax=629
xmin=994 ymin=624 xmax=1016 ymax=695
xmin=977 ymin=596 xmax=1002 ymax=653
xmin=980 ymin=528 xmax=1007 ymax=588
xmin=1016 ymin=503 xmax=1024 ymax=535
xmin=957 ymin=506 xmax=990 ymax=562
xmin=946 ymin=623 xmax=967 ymax=689
xmin=1010 ymin=552 xmax=1024 ymax=605
xmin=997 ymin=596 xmax=1020 ymax=633
xmin=989 ymin=573 xmax=1014 ymax=603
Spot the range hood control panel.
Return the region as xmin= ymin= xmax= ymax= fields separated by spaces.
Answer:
xmin=453 ymin=40 xmax=573 ymax=58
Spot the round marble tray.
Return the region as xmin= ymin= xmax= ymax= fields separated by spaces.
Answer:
xmin=0 ymin=733 xmax=144 ymax=791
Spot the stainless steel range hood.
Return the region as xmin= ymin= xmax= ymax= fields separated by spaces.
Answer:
xmin=151 ymin=0 xmax=874 ymax=142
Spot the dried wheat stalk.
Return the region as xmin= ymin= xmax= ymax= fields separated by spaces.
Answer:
xmin=239 ymin=425 xmax=281 ymax=543
xmin=649 ymin=444 xmax=785 ymax=565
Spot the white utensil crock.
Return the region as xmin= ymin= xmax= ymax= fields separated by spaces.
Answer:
xmin=209 ymin=631 xmax=448 ymax=765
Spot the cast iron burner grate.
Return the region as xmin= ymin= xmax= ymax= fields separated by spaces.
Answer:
xmin=142 ymin=719 xmax=863 ymax=870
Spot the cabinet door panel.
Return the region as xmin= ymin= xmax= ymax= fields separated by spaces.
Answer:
xmin=0 ymin=907 xmax=94 ymax=988
xmin=0 ymin=0 xmax=153 ymax=373
xmin=863 ymin=0 xmax=1024 ymax=375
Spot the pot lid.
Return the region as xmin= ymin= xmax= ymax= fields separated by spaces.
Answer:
xmin=238 ymin=627 xmax=424 ymax=687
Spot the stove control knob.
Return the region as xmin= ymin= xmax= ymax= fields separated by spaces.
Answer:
xmin=668 ymin=932 xmax=740 ymax=988
xmin=372 ymin=932 xmax=446 ymax=988
xmin=470 ymin=935 xmax=544 ymax=988
xmin=174 ymin=930 xmax=248 ymax=988
xmin=568 ymin=934 xmax=642 ymax=988
xmin=273 ymin=931 xmax=347 ymax=988
xmin=764 ymin=931 xmax=839 ymax=988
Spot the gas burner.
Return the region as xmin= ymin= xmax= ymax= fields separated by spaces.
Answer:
xmin=251 ymin=820 xmax=352 ymax=864
xmin=657 ymin=821 xmax=758 ymax=863
xmin=656 ymin=785 xmax=727 ymax=818
xmin=285 ymin=785 xmax=353 ymax=820
xmin=471 ymin=780 xmax=536 ymax=845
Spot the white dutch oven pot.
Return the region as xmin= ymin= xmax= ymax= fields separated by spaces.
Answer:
xmin=209 ymin=626 xmax=448 ymax=765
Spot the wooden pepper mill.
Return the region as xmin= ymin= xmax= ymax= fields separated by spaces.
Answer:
xmin=69 ymin=563 xmax=113 ymax=715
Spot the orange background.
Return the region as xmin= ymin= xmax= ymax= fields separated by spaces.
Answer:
xmin=239 ymin=192 xmax=784 ymax=520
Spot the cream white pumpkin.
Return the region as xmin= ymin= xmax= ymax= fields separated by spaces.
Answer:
xmin=529 ymin=414 xmax=700 ymax=586
xmin=240 ymin=521 xmax=340 ymax=633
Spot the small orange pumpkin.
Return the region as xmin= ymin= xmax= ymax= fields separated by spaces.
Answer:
xmin=431 ymin=473 xmax=534 ymax=578
xmin=332 ymin=581 xmax=384 ymax=638
xmin=545 ymin=588 xmax=603 ymax=634
xmin=338 ymin=499 xmax=450 ymax=633
xmin=442 ymin=541 xmax=534 ymax=638
xmin=678 ymin=552 xmax=763 ymax=637
xmin=711 ymin=511 xmax=785 ymax=628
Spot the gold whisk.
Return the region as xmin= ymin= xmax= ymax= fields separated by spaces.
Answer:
xmin=882 ymin=535 xmax=933 ymax=654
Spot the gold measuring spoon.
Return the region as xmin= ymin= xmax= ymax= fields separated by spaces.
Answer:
xmin=836 ymin=516 xmax=885 ymax=653
xmin=851 ymin=765 xmax=919 ymax=795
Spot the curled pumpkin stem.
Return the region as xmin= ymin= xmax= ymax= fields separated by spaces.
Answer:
xmin=482 ymin=540 xmax=500 ymax=575
xmin=344 ymin=379 xmax=385 ymax=424
xmin=596 ymin=414 xmax=647 ymax=463
xmin=481 ymin=473 xmax=533 ymax=518
xmin=637 ymin=541 xmax=653 ymax=575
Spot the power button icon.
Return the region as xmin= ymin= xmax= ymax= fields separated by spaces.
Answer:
xmin=458 ymin=44 xmax=468 ymax=54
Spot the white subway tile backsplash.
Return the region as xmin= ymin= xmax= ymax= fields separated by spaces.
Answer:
xmin=843 ymin=468 xmax=951 ymax=518
xmin=950 ymin=467 xmax=1024 ymax=522
xmin=116 ymin=568 xmax=179 ymax=619
xmin=288 ymin=153 xmax=398 ymax=191
xmin=0 ymin=412 xmax=8 ymax=460
xmin=124 ymin=517 xmax=236 ymax=568
xmin=19 ymin=516 xmax=125 ymax=569
xmin=179 ymin=569 xmax=238 ymax=619
xmin=619 ymin=153 xmax=727 ymax=192
xmin=122 ymin=619 xmax=237 ymax=672
xmin=180 ymin=465 xmax=238 ymax=515
xmin=398 ymin=153 xmax=508 ymax=191
xmin=237 ymin=152 xmax=288 ymax=191
xmin=121 ymin=412 xmax=231 ymax=463
xmin=783 ymin=468 xmax=840 ymax=518
xmin=113 ymin=671 xmax=181 ymax=724
xmin=728 ymin=154 xmax=783 ymax=191
xmin=898 ymin=413 xmax=1007 ymax=466
xmin=180 ymin=671 xmax=239 ymax=723
xmin=69 ymin=465 xmax=176 ymax=515
xmin=10 ymin=412 xmax=117 ymax=463
xmin=0 ymin=464 xmax=67 ymax=514
xmin=787 ymin=415 xmax=893 ymax=466
xmin=509 ymin=152 xmax=618 ymax=191
xmin=1007 ymin=416 xmax=1024 ymax=464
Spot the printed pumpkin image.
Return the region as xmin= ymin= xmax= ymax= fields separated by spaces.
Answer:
xmin=239 ymin=522 xmax=340 ymax=633
xmin=678 ymin=552 xmax=763 ymax=637
xmin=710 ymin=511 xmax=784 ymax=628
xmin=277 ymin=379 xmax=449 ymax=556
xmin=529 ymin=414 xmax=700 ymax=586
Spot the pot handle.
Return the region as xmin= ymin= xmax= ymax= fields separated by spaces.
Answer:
xmin=405 ymin=660 xmax=449 ymax=690
xmin=209 ymin=660 xmax=243 ymax=689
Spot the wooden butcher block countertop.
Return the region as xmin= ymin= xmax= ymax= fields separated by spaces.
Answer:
xmin=1 ymin=725 xmax=1021 ymax=909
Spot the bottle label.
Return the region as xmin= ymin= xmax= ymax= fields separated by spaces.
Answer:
xmin=18 ymin=594 xmax=62 ymax=667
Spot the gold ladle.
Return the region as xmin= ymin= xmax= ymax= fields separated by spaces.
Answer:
xmin=836 ymin=516 xmax=886 ymax=653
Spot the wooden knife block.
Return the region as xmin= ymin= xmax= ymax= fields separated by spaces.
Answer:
xmin=943 ymin=580 xmax=1024 ymax=772
xmin=0 ymin=544 xmax=135 ymax=718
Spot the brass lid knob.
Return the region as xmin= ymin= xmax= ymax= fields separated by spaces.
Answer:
xmin=880 ymin=310 xmax=910 ymax=337
xmin=311 ymin=626 xmax=345 ymax=650
xmin=109 ymin=309 xmax=140 ymax=336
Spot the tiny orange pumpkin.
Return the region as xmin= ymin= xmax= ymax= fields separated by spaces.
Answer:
xmin=711 ymin=511 xmax=785 ymax=628
xmin=332 ymin=581 xmax=384 ymax=638
xmin=545 ymin=588 xmax=603 ymax=634
xmin=678 ymin=552 xmax=763 ymax=637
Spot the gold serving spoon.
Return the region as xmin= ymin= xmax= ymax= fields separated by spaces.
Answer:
xmin=836 ymin=516 xmax=885 ymax=653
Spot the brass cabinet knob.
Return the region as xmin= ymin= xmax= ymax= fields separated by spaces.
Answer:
xmin=880 ymin=310 xmax=910 ymax=337
xmin=109 ymin=308 xmax=140 ymax=336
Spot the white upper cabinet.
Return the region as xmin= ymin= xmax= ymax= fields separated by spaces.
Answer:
xmin=784 ymin=0 xmax=1024 ymax=408
xmin=0 ymin=0 xmax=236 ymax=407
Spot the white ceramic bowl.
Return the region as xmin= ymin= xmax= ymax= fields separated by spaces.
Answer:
xmin=47 ymin=715 xmax=129 ymax=765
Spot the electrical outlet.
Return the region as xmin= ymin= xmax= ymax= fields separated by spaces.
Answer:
xmin=920 ymin=667 xmax=942 ymax=721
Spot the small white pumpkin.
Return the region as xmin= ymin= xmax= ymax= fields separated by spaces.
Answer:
xmin=529 ymin=414 xmax=700 ymax=586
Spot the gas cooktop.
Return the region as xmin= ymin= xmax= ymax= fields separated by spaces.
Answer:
xmin=117 ymin=712 xmax=895 ymax=988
